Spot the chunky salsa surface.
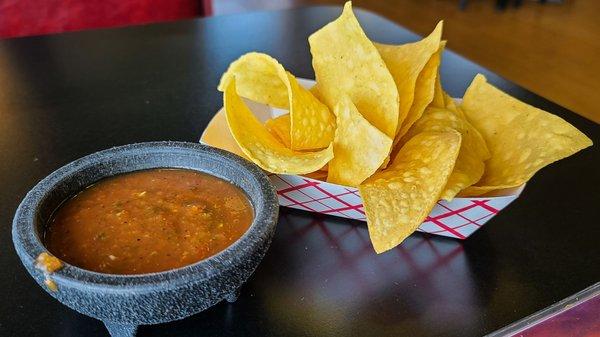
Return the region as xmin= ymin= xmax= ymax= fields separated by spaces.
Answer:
xmin=44 ymin=169 xmax=253 ymax=275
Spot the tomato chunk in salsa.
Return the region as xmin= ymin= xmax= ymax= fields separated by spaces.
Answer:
xmin=44 ymin=169 xmax=253 ymax=274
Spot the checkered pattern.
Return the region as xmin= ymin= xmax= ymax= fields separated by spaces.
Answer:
xmin=270 ymin=174 xmax=521 ymax=239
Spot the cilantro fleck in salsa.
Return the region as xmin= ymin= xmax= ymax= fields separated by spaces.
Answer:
xmin=44 ymin=169 xmax=253 ymax=275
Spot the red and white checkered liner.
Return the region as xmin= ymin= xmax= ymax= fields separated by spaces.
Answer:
xmin=270 ymin=174 xmax=522 ymax=239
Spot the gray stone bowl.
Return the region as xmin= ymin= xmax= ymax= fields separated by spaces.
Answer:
xmin=12 ymin=142 xmax=279 ymax=337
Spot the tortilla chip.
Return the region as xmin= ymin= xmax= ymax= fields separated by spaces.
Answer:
xmin=201 ymin=108 xmax=248 ymax=159
xmin=224 ymin=78 xmax=334 ymax=174
xmin=431 ymin=71 xmax=445 ymax=108
xmin=303 ymin=170 xmax=328 ymax=181
xmin=403 ymin=106 xmax=490 ymax=200
xmin=309 ymin=85 xmax=322 ymax=102
xmin=397 ymin=41 xmax=444 ymax=139
xmin=359 ymin=131 xmax=461 ymax=253
xmin=444 ymin=92 xmax=460 ymax=113
xmin=376 ymin=22 xmax=443 ymax=139
xmin=429 ymin=41 xmax=449 ymax=108
xmin=218 ymin=52 xmax=289 ymax=108
xmin=308 ymin=2 xmax=399 ymax=138
xmin=286 ymin=73 xmax=336 ymax=150
xmin=461 ymin=74 xmax=592 ymax=194
xmin=265 ymin=114 xmax=292 ymax=148
xmin=219 ymin=52 xmax=335 ymax=150
xmin=327 ymin=96 xmax=392 ymax=187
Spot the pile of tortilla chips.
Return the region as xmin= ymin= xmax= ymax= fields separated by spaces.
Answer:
xmin=216 ymin=2 xmax=592 ymax=253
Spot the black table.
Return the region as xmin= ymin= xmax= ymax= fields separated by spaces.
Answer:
xmin=1 ymin=6 xmax=598 ymax=337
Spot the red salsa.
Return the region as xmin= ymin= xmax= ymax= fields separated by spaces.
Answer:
xmin=44 ymin=169 xmax=253 ymax=274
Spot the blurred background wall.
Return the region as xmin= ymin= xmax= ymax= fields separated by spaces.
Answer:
xmin=1 ymin=0 xmax=598 ymax=122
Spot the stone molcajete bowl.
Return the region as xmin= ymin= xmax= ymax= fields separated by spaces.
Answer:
xmin=12 ymin=142 xmax=279 ymax=337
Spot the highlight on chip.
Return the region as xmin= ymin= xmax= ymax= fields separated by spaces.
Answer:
xmin=403 ymin=106 xmax=489 ymax=200
xmin=461 ymin=74 xmax=592 ymax=195
xmin=219 ymin=52 xmax=335 ymax=150
xmin=223 ymin=78 xmax=334 ymax=174
xmin=359 ymin=131 xmax=461 ymax=253
xmin=327 ymin=96 xmax=392 ymax=187
xmin=376 ymin=23 xmax=444 ymax=140
xmin=308 ymin=1 xmax=399 ymax=138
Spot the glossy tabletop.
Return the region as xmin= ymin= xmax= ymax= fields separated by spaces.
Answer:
xmin=0 ymin=6 xmax=598 ymax=337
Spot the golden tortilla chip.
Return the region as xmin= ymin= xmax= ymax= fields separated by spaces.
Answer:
xmin=265 ymin=114 xmax=292 ymax=148
xmin=461 ymin=74 xmax=592 ymax=195
xmin=403 ymin=106 xmax=490 ymax=200
xmin=224 ymin=79 xmax=334 ymax=174
xmin=309 ymin=85 xmax=322 ymax=101
xmin=218 ymin=52 xmax=289 ymax=108
xmin=430 ymin=41 xmax=448 ymax=108
xmin=327 ymin=96 xmax=392 ymax=187
xmin=388 ymin=43 xmax=446 ymax=162
xmin=431 ymin=70 xmax=445 ymax=108
xmin=359 ymin=131 xmax=461 ymax=253
xmin=444 ymin=92 xmax=460 ymax=113
xmin=376 ymin=23 xmax=443 ymax=139
xmin=219 ymin=53 xmax=335 ymax=150
xmin=308 ymin=2 xmax=399 ymax=138
xmin=201 ymin=109 xmax=248 ymax=159
xmin=396 ymin=41 xmax=444 ymax=139
xmin=286 ymin=73 xmax=336 ymax=150
xmin=303 ymin=170 xmax=328 ymax=181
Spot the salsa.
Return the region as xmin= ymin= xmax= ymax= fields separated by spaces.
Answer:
xmin=44 ymin=169 xmax=253 ymax=275
xmin=35 ymin=252 xmax=63 ymax=292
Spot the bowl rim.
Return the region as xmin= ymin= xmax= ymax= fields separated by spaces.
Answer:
xmin=12 ymin=141 xmax=279 ymax=291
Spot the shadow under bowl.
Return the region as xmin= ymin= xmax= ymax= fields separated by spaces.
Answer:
xmin=12 ymin=141 xmax=279 ymax=337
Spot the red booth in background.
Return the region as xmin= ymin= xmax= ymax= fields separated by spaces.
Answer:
xmin=0 ymin=0 xmax=212 ymax=39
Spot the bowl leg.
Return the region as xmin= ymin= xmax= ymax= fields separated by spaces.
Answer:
xmin=104 ymin=321 xmax=139 ymax=337
xmin=225 ymin=286 xmax=241 ymax=303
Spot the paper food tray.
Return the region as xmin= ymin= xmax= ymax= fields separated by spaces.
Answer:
xmin=200 ymin=79 xmax=523 ymax=239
